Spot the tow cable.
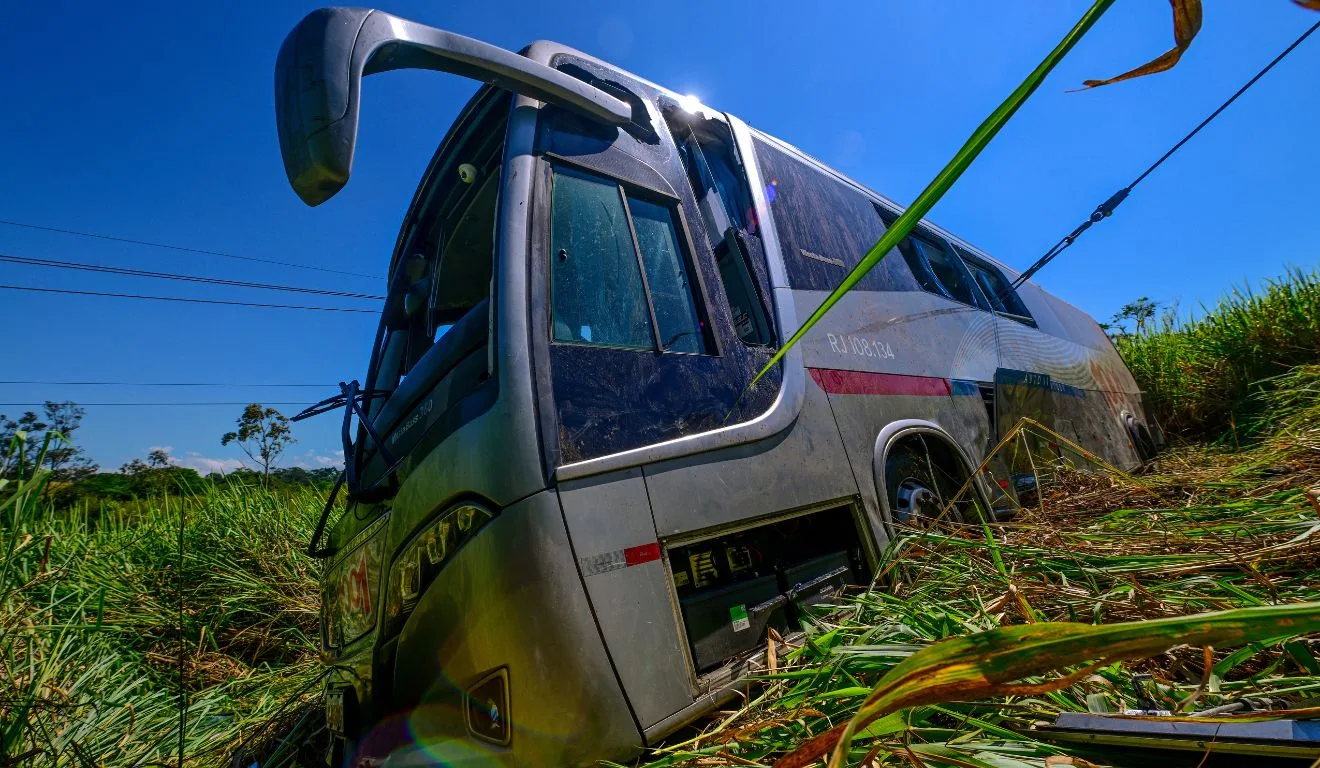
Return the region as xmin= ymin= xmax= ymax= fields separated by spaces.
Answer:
xmin=1008 ymin=19 xmax=1320 ymax=293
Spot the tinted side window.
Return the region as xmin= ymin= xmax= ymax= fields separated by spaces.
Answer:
xmin=629 ymin=196 xmax=706 ymax=353
xmin=960 ymin=249 xmax=1034 ymax=322
xmin=898 ymin=231 xmax=981 ymax=307
xmin=753 ymin=138 xmax=917 ymax=292
xmin=670 ymin=114 xmax=775 ymax=347
xmin=549 ymin=164 xmax=710 ymax=354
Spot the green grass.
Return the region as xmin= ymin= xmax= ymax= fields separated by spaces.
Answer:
xmin=4 ymin=282 xmax=1320 ymax=767
xmin=633 ymin=369 xmax=1320 ymax=768
xmin=6 ymin=373 xmax=1320 ymax=768
xmin=1 ymin=464 xmax=326 ymax=766
xmin=1115 ymin=265 xmax=1320 ymax=440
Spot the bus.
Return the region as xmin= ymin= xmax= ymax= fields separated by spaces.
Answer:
xmin=275 ymin=9 xmax=1160 ymax=766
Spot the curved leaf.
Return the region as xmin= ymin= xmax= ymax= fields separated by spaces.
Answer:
xmin=774 ymin=601 xmax=1320 ymax=768
xmin=1081 ymin=0 xmax=1203 ymax=89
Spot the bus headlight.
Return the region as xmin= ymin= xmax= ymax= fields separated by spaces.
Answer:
xmin=386 ymin=503 xmax=494 ymax=626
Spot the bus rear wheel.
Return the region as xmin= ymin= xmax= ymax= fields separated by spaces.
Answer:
xmin=884 ymin=437 xmax=981 ymax=527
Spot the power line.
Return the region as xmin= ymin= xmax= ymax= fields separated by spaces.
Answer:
xmin=0 ymin=218 xmax=383 ymax=281
xmin=1011 ymin=18 xmax=1320 ymax=290
xmin=0 ymin=381 xmax=334 ymax=387
xmin=0 ymin=283 xmax=379 ymax=313
xmin=0 ymin=252 xmax=385 ymax=301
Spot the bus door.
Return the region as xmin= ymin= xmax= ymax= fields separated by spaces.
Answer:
xmin=532 ymin=57 xmax=783 ymax=731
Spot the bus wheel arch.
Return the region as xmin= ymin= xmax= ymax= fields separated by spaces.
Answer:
xmin=872 ymin=421 xmax=989 ymax=530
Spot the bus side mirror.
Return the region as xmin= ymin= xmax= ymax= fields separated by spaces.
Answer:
xmin=276 ymin=7 xmax=631 ymax=206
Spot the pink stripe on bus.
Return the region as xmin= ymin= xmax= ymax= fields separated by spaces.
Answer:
xmin=808 ymin=368 xmax=951 ymax=397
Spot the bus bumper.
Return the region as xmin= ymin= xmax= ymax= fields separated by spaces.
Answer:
xmin=374 ymin=489 xmax=642 ymax=767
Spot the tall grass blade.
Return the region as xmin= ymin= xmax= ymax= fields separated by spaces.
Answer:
xmin=751 ymin=0 xmax=1117 ymax=387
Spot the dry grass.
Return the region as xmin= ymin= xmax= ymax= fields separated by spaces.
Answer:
xmin=634 ymin=368 xmax=1320 ymax=768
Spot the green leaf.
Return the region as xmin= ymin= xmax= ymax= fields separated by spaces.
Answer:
xmin=1283 ymin=640 xmax=1320 ymax=675
xmin=751 ymin=0 xmax=1119 ymax=388
xmin=775 ymin=601 xmax=1320 ymax=768
xmin=853 ymin=711 xmax=908 ymax=738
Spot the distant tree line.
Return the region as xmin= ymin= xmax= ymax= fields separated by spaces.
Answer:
xmin=0 ymin=402 xmax=337 ymax=508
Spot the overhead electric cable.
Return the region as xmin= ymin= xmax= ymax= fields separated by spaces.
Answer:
xmin=1010 ymin=19 xmax=1320 ymax=290
xmin=0 ymin=252 xmax=384 ymax=301
xmin=0 ymin=284 xmax=378 ymax=313
xmin=0 ymin=218 xmax=383 ymax=281
xmin=0 ymin=380 xmax=332 ymax=387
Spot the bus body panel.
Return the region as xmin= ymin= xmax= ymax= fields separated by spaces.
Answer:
xmin=558 ymin=467 xmax=694 ymax=729
xmin=392 ymin=490 xmax=642 ymax=766
xmin=792 ymin=290 xmax=1000 ymax=381
xmin=641 ymin=360 xmax=859 ymax=541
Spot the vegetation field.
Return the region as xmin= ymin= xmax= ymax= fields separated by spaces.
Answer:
xmin=636 ymin=367 xmax=1320 ymax=767
xmin=1 ymin=479 xmax=326 ymax=765
xmin=1114 ymin=266 xmax=1320 ymax=440
xmin=3 ymin=268 xmax=1320 ymax=767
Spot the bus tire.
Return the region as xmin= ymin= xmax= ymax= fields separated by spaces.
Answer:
xmin=1124 ymin=412 xmax=1157 ymax=462
xmin=884 ymin=436 xmax=980 ymax=527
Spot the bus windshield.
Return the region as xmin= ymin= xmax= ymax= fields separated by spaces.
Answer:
xmin=362 ymin=91 xmax=509 ymax=444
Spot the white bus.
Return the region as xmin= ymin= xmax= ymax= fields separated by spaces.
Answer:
xmin=275 ymin=9 xmax=1159 ymax=766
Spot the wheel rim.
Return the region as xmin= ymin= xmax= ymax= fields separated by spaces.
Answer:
xmin=893 ymin=476 xmax=943 ymax=524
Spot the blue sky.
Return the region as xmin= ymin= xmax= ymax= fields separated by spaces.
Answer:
xmin=2 ymin=1 xmax=1316 ymax=473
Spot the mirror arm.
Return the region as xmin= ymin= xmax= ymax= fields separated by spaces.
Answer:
xmin=277 ymin=8 xmax=631 ymax=206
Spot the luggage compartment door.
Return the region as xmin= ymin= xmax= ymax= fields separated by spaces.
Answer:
xmin=558 ymin=468 xmax=693 ymax=730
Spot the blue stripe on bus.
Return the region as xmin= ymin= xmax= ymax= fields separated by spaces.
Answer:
xmin=950 ymin=380 xmax=981 ymax=397
xmin=994 ymin=368 xmax=1086 ymax=399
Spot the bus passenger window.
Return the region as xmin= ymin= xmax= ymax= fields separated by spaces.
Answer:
xmin=629 ymin=197 xmax=706 ymax=353
xmin=550 ymin=168 xmax=654 ymax=349
xmin=959 ymin=250 xmax=1035 ymax=323
xmin=550 ymin=165 xmax=710 ymax=354
xmin=717 ymin=232 xmax=773 ymax=346
xmin=669 ymin=115 xmax=774 ymax=347
xmin=900 ymin=232 xmax=980 ymax=307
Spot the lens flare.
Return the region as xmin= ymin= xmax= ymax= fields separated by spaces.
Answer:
xmin=676 ymin=93 xmax=704 ymax=114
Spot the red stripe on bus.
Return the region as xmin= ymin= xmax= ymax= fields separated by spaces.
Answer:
xmin=808 ymin=368 xmax=951 ymax=397
xmin=624 ymin=542 xmax=662 ymax=567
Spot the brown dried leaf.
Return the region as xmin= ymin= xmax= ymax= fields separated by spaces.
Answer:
xmin=1082 ymin=0 xmax=1204 ymax=89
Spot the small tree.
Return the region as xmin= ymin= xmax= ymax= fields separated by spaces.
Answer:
xmin=42 ymin=401 xmax=98 ymax=482
xmin=221 ymin=404 xmax=295 ymax=481
xmin=121 ymin=448 xmax=202 ymax=498
xmin=1110 ymin=297 xmax=1162 ymax=336
xmin=0 ymin=403 xmax=98 ymax=483
xmin=146 ymin=448 xmax=172 ymax=469
xmin=0 ymin=411 xmax=47 ymax=480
